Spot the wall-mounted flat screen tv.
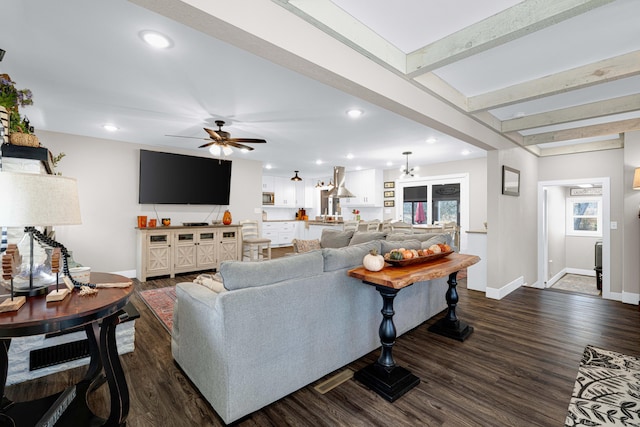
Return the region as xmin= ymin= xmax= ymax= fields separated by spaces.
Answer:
xmin=139 ymin=149 xmax=232 ymax=205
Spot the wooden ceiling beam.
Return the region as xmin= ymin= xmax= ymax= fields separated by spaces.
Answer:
xmin=523 ymin=118 xmax=640 ymax=145
xmin=538 ymin=138 xmax=623 ymax=156
xmin=406 ymin=0 xmax=613 ymax=77
xmin=468 ymin=51 xmax=640 ymax=112
xmin=502 ymin=94 xmax=640 ymax=132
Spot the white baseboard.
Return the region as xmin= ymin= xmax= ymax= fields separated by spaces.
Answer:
xmin=565 ymin=267 xmax=596 ymax=277
xmin=622 ymin=292 xmax=640 ymax=305
xmin=486 ymin=276 xmax=524 ymax=300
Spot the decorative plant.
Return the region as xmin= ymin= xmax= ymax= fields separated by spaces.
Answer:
xmin=0 ymin=74 xmax=33 ymax=112
xmin=51 ymin=152 xmax=66 ymax=175
xmin=8 ymin=110 xmax=34 ymax=134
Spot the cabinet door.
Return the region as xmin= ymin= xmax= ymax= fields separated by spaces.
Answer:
xmin=218 ymin=229 xmax=239 ymax=263
xmin=262 ymin=176 xmax=275 ymax=192
xmin=274 ymin=177 xmax=296 ymax=206
xmin=174 ymin=232 xmax=197 ymax=271
xmin=146 ymin=233 xmax=171 ymax=276
xmin=197 ymin=230 xmax=216 ymax=268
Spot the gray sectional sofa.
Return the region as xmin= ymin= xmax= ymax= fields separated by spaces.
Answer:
xmin=171 ymin=230 xmax=453 ymax=424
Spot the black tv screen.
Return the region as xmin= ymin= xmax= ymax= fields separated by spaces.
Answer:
xmin=139 ymin=150 xmax=232 ymax=205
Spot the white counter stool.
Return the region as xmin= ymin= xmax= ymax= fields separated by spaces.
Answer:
xmin=240 ymin=220 xmax=271 ymax=261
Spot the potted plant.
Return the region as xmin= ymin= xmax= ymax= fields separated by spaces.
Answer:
xmin=0 ymin=74 xmax=37 ymax=146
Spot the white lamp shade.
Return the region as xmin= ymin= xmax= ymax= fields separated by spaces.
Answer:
xmin=633 ymin=168 xmax=640 ymax=190
xmin=0 ymin=171 xmax=82 ymax=227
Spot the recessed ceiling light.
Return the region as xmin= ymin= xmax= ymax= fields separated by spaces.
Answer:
xmin=103 ymin=124 xmax=118 ymax=132
xmin=264 ymin=164 xmax=272 ymax=169
xmin=462 ymin=149 xmax=470 ymax=155
xmin=315 ymin=159 xmax=323 ymax=165
xmin=346 ymin=109 xmax=363 ymax=118
xmin=386 ymin=161 xmax=393 ymax=166
xmin=139 ymin=30 xmax=173 ymax=49
xmin=346 ymin=153 xmax=354 ymax=160
xmin=426 ymin=137 xmax=437 ymax=144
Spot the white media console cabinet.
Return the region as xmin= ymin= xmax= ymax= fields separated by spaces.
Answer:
xmin=136 ymin=224 xmax=241 ymax=282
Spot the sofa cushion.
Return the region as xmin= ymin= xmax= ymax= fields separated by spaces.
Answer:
xmin=322 ymin=240 xmax=380 ymax=272
xmin=381 ymin=239 xmax=422 ymax=254
xmin=349 ymin=231 xmax=386 ymax=246
xmin=320 ymin=229 xmax=354 ymax=248
xmin=292 ymin=238 xmax=322 ymax=253
xmin=386 ymin=233 xmax=444 ymax=242
xmin=421 ymin=234 xmax=450 ymax=249
xmin=220 ymin=251 xmax=324 ymax=290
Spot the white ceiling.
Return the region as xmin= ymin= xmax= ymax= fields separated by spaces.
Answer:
xmin=1 ymin=0 xmax=638 ymax=179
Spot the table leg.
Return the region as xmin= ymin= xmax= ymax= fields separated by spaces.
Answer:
xmin=354 ymin=285 xmax=420 ymax=402
xmin=428 ymin=271 xmax=474 ymax=341
xmin=102 ymin=310 xmax=130 ymax=426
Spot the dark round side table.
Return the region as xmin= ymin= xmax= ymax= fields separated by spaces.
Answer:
xmin=0 ymin=272 xmax=133 ymax=426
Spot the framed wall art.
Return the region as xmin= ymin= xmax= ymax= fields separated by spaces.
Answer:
xmin=502 ymin=166 xmax=520 ymax=197
xmin=384 ymin=190 xmax=395 ymax=198
xmin=384 ymin=181 xmax=395 ymax=189
xmin=384 ymin=200 xmax=395 ymax=207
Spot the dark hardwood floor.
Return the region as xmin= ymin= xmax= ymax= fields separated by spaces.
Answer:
xmin=5 ymin=257 xmax=640 ymax=426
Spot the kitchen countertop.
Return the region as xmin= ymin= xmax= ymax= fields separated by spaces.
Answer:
xmin=263 ymin=219 xmax=344 ymax=225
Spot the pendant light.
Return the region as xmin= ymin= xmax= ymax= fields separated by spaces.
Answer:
xmin=290 ymin=171 xmax=302 ymax=181
xmin=400 ymin=151 xmax=415 ymax=178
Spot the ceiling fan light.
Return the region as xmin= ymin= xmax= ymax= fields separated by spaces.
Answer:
xmin=222 ymin=145 xmax=233 ymax=156
xmin=290 ymin=170 xmax=302 ymax=181
xmin=209 ymin=145 xmax=221 ymax=156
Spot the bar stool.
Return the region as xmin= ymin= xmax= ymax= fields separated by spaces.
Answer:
xmin=240 ymin=220 xmax=271 ymax=261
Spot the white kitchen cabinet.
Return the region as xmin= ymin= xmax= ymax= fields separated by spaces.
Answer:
xmin=340 ymin=169 xmax=383 ymax=207
xmin=273 ymin=176 xmax=296 ymax=207
xmin=262 ymin=176 xmax=275 ymax=192
xmin=262 ymin=221 xmax=298 ymax=246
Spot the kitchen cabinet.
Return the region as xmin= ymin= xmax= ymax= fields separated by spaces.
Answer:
xmin=340 ymin=169 xmax=383 ymax=207
xmin=273 ymin=176 xmax=296 ymax=207
xmin=262 ymin=176 xmax=275 ymax=192
xmin=263 ymin=221 xmax=297 ymax=246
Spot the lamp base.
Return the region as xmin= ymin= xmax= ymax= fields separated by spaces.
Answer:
xmin=0 ymin=296 xmax=26 ymax=312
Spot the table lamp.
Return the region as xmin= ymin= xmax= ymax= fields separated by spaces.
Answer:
xmin=0 ymin=171 xmax=82 ymax=298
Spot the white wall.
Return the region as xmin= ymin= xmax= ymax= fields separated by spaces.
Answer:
xmin=546 ymin=186 xmax=566 ymax=281
xmin=39 ymin=130 xmax=262 ymax=276
xmin=486 ymin=147 xmax=539 ymax=297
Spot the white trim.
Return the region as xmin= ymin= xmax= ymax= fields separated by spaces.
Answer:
xmin=565 ymin=268 xmax=596 ymax=277
xmin=486 ymin=276 xmax=524 ymax=300
xmin=622 ymin=292 xmax=640 ymax=305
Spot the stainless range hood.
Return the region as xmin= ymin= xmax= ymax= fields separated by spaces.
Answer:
xmin=327 ymin=166 xmax=355 ymax=198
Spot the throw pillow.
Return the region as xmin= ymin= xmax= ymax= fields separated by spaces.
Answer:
xmin=421 ymin=234 xmax=451 ymax=249
xmin=292 ymin=238 xmax=322 ymax=253
xmin=193 ymin=274 xmax=227 ymax=293
xmin=349 ymin=231 xmax=386 ymax=246
xmin=322 ymin=241 xmax=381 ymax=272
xmin=381 ymin=239 xmax=422 ymax=254
xmin=320 ymin=229 xmax=354 ymax=248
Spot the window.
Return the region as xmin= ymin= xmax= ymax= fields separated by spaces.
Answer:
xmin=566 ymin=197 xmax=602 ymax=237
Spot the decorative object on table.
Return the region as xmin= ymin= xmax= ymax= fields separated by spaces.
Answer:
xmin=46 ymin=247 xmax=70 ymax=302
xmin=137 ymin=215 xmax=147 ymax=228
xmin=384 ymin=190 xmax=394 ymax=198
xmin=0 ymin=74 xmax=32 ymax=113
xmin=0 ymin=244 xmax=26 ymax=312
xmin=0 ymin=171 xmax=96 ymax=294
xmin=501 ymin=165 xmax=520 ymax=196
xmin=384 ymin=181 xmax=395 ymax=189
xmin=363 ymin=249 xmax=384 ymax=272
xmin=148 ymin=218 xmax=157 ymax=227
xmin=0 ymin=74 xmax=35 ymax=147
xmin=162 ymin=218 xmax=171 ymax=226
xmin=8 ymin=113 xmax=38 ymax=147
xmin=222 ymin=210 xmax=232 ymax=225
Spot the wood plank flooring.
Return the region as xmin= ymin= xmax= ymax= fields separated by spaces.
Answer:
xmin=5 ymin=267 xmax=639 ymax=426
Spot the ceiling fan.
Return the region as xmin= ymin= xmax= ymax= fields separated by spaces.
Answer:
xmin=167 ymin=120 xmax=266 ymax=156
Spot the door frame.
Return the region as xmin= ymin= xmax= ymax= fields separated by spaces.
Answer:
xmin=537 ymin=177 xmax=610 ymax=298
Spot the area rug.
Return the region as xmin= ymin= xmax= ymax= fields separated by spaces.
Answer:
xmin=138 ymin=287 xmax=176 ymax=334
xmin=565 ymin=345 xmax=640 ymax=426
xmin=553 ymin=274 xmax=600 ymax=296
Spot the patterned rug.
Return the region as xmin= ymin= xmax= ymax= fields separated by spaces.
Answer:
xmin=138 ymin=287 xmax=176 ymax=334
xmin=552 ymin=274 xmax=600 ymax=296
xmin=566 ymin=345 xmax=640 ymax=426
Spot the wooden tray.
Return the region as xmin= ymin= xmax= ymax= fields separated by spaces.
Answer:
xmin=385 ymin=250 xmax=454 ymax=267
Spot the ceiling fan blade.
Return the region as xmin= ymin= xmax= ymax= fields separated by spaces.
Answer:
xmin=227 ymin=138 xmax=267 ymax=144
xmin=165 ymin=134 xmax=210 ymax=141
xmin=225 ymin=141 xmax=255 ymax=151
xmin=198 ymin=141 xmax=215 ymax=148
xmin=204 ymin=128 xmax=223 ymax=141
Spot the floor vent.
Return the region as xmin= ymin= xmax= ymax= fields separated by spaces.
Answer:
xmin=30 ymin=339 xmax=90 ymax=371
xmin=313 ymin=369 xmax=354 ymax=394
